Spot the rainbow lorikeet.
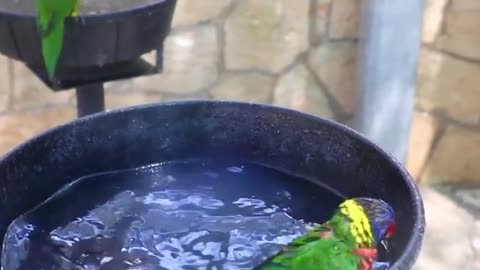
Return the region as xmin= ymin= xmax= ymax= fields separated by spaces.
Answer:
xmin=35 ymin=0 xmax=80 ymax=79
xmin=257 ymin=197 xmax=397 ymax=270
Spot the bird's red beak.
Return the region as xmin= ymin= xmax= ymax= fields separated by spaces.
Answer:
xmin=385 ymin=222 xmax=397 ymax=238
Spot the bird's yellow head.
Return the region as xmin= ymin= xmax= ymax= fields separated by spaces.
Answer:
xmin=339 ymin=197 xmax=396 ymax=248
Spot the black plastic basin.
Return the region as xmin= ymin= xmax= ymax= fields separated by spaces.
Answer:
xmin=0 ymin=101 xmax=425 ymax=269
xmin=0 ymin=0 xmax=176 ymax=68
xmin=0 ymin=0 xmax=177 ymax=89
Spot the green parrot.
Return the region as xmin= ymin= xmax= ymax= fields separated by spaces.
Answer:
xmin=257 ymin=197 xmax=397 ymax=270
xmin=35 ymin=0 xmax=80 ymax=79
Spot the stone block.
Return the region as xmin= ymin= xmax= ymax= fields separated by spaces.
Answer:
xmin=209 ymin=72 xmax=274 ymax=103
xmin=0 ymin=55 xmax=11 ymax=112
xmin=313 ymin=0 xmax=332 ymax=41
xmin=423 ymin=125 xmax=480 ymax=184
xmin=329 ymin=0 xmax=360 ymax=39
xmin=105 ymin=93 xmax=163 ymax=110
xmin=422 ymin=0 xmax=448 ymax=43
xmin=435 ymin=5 xmax=480 ymax=59
xmin=0 ymin=106 xmax=75 ymax=156
xmin=451 ymin=0 xmax=480 ymax=10
xmin=417 ymin=49 xmax=480 ymax=125
xmin=134 ymin=24 xmax=219 ymax=95
xmin=172 ymin=0 xmax=232 ymax=27
xmin=224 ymin=0 xmax=309 ymax=73
xmin=406 ymin=112 xmax=439 ymax=181
xmin=11 ymin=62 xmax=72 ymax=110
xmin=274 ymin=63 xmax=334 ymax=118
xmin=307 ymin=42 xmax=357 ymax=114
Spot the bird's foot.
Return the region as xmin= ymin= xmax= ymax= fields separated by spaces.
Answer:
xmin=353 ymin=248 xmax=377 ymax=270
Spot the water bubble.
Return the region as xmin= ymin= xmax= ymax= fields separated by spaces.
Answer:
xmin=227 ymin=166 xmax=243 ymax=173
xmin=227 ymin=244 xmax=255 ymax=260
xmin=233 ymin=198 xmax=266 ymax=209
xmin=373 ymin=261 xmax=391 ymax=270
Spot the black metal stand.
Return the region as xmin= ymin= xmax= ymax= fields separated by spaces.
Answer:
xmin=76 ymin=84 xmax=105 ymax=117
xmin=25 ymin=51 xmax=163 ymax=118
xmin=0 ymin=0 xmax=175 ymax=119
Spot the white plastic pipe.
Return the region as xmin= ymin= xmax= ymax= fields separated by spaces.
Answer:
xmin=352 ymin=0 xmax=424 ymax=163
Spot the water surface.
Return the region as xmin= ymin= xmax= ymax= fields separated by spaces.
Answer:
xmin=2 ymin=161 xmax=343 ymax=269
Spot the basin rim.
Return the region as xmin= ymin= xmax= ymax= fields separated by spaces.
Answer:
xmin=0 ymin=100 xmax=425 ymax=270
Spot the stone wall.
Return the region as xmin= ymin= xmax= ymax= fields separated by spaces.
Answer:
xmin=411 ymin=0 xmax=480 ymax=184
xmin=0 ymin=0 xmax=478 ymax=185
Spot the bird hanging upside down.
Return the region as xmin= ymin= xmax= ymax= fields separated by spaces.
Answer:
xmin=35 ymin=0 xmax=80 ymax=79
xmin=257 ymin=197 xmax=397 ymax=270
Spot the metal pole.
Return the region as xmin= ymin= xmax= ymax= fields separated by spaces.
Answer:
xmin=156 ymin=44 xmax=164 ymax=73
xmin=75 ymin=83 xmax=105 ymax=117
xmin=352 ymin=0 xmax=424 ymax=163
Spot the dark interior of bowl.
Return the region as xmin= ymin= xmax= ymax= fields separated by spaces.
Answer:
xmin=0 ymin=0 xmax=176 ymax=89
xmin=0 ymin=0 xmax=176 ymax=66
xmin=0 ymin=101 xmax=424 ymax=270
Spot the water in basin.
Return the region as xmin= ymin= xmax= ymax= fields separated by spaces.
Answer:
xmin=1 ymin=160 xmax=390 ymax=269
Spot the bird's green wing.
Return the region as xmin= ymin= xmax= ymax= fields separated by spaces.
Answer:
xmin=35 ymin=0 xmax=79 ymax=79
xmin=258 ymin=225 xmax=360 ymax=270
